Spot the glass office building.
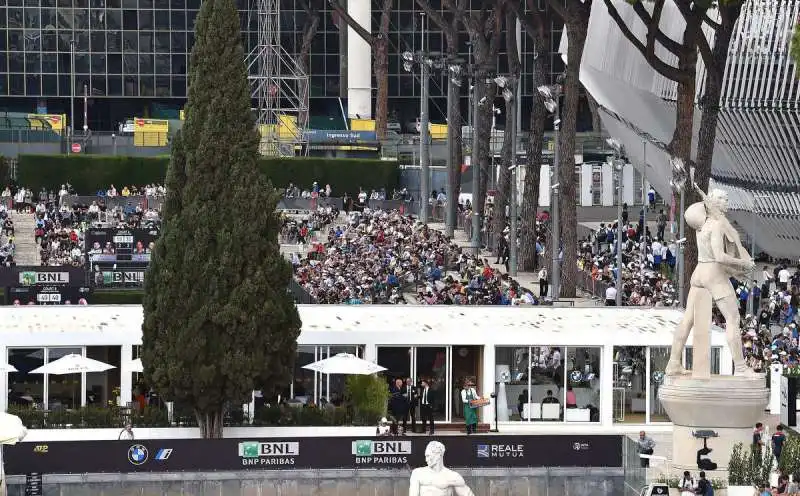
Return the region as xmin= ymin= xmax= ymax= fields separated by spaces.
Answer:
xmin=0 ymin=0 xmax=585 ymax=131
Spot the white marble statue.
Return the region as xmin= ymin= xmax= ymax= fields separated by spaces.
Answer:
xmin=409 ymin=441 xmax=474 ymax=496
xmin=665 ymin=184 xmax=757 ymax=379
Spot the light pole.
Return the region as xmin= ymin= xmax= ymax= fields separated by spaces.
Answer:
xmin=494 ymin=76 xmax=518 ymax=276
xmin=607 ymin=138 xmax=625 ymax=306
xmin=538 ymin=83 xmax=561 ymax=299
xmin=669 ymin=157 xmax=689 ymax=306
xmin=69 ymin=38 xmax=76 ymax=148
xmin=401 ymin=49 xmax=433 ymax=224
xmin=641 ymin=140 xmax=647 ymax=269
xmin=469 ymin=77 xmax=482 ymax=255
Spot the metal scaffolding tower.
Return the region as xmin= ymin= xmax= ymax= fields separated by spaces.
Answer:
xmin=246 ymin=0 xmax=309 ymax=156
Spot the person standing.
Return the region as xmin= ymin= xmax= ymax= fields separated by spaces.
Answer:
xmin=388 ymin=378 xmax=407 ymax=429
xmin=752 ymin=422 xmax=765 ymax=460
xmin=419 ymin=379 xmax=434 ymax=435
xmin=605 ymin=284 xmax=618 ymax=306
xmin=461 ymin=378 xmax=479 ymax=435
xmin=695 ymin=471 xmax=712 ymax=496
xmin=538 ymin=267 xmax=549 ymax=298
xmin=657 ymin=209 xmax=667 ymax=241
xmin=403 ymin=377 xmax=417 ymax=434
xmin=772 ymin=424 xmax=787 ymax=464
xmin=637 ymin=430 xmax=655 ymax=468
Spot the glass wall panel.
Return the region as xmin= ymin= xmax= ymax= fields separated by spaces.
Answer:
xmin=613 ymin=346 xmax=646 ymax=423
xmin=8 ymin=348 xmax=44 ymax=407
xmin=684 ymin=346 xmax=721 ymax=374
xmin=565 ymin=347 xmax=601 ymax=422
xmin=86 ymin=346 xmax=120 ymax=406
xmin=291 ymin=345 xmax=315 ymax=402
xmin=415 ymin=347 xmax=446 ymax=420
xmin=496 ymin=346 xmax=563 ymax=422
xmin=47 ymin=347 xmax=82 ymax=409
xmin=649 ymin=346 xmax=670 ymax=422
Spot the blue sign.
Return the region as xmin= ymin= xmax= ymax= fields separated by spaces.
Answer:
xmin=303 ymin=129 xmax=377 ymax=144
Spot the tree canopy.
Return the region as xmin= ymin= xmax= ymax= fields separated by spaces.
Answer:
xmin=141 ymin=0 xmax=301 ymax=438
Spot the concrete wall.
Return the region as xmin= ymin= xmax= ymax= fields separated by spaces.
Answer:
xmin=7 ymin=467 xmax=624 ymax=496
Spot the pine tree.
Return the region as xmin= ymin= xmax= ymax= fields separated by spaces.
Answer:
xmin=141 ymin=0 xmax=301 ymax=438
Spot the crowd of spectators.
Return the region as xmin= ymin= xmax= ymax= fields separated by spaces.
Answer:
xmin=290 ymin=208 xmax=538 ymax=306
xmin=279 ymin=207 xmax=339 ymax=245
xmin=34 ymin=187 xmax=161 ymax=267
xmin=0 ymin=201 xmax=15 ymax=266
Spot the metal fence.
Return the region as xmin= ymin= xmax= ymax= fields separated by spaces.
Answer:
xmin=576 ymin=269 xmax=612 ymax=302
xmin=622 ymin=435 xmax=647 ymax=496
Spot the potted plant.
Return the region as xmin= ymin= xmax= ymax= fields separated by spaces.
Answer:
xmin=728 ymin=442 xmax=770 ymax=496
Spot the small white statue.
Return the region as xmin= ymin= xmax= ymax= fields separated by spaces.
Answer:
xmin=409 ymin=441 xmax=475 ymax=496
xmin=665 ymin=182 xmax=757 ymax=379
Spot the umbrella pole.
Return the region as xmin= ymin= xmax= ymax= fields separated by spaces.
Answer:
xmin=0 ymin=444 xmax=6 ymax=496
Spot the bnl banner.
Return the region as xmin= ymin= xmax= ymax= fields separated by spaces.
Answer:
xmin=4 ymin=435 xmax=622 ymax=474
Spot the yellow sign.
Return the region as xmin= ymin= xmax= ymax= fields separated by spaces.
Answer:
xmin=350 ymin=118 xmax=375 ymax=131
xmin=180 ymin=109 xmax=185 ymax=121
xmin=133 ymin=118 xmax=169 ymax=146
xmin=28 ymin=114 xmax=67 ymax=134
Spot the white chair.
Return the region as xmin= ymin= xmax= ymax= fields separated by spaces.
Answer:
xmin=541 ymin=403 xmax=560 ymax=420
xmin=522 ymin=403 xmax=541 ymax=420
xmin=565 ymin=408 xmax=591 ymax=422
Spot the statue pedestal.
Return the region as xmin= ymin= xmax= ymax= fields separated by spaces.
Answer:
xmin=659 ymin=375 xmax=768 ymax=473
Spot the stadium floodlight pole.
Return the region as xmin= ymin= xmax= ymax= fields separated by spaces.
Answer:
xmin=607 ymin=138 xmax=625 ymax=306
xmin=469 ymin=74 xmax=482 ymax=255
xmin=642 ymin=139 xmax=647 ymax=282
xmin=670 ymin=157 xmax=688 ymax=306
xmin=69 ymin=38 xmax=76 ymax=148
xmin=418 ymin=12 xmax=430 ymax=224
xmin=538 ymin=82 xmax=561 ymax=299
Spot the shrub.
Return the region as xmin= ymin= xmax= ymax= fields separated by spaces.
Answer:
xmin=344 ymin=374 xmax=389 ymax=426
xmin=16 ymin=154 xmax=399 ymax=197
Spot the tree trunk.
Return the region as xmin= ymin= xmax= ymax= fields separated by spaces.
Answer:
xmin=492 ymin=90 xmax=513 ymax=255
xmin=444 ymin=31 xmax=462 ymax=238
xmin=689 ymin=5 xmax=741 ymax=284
xmin=196 ymin=409 xmax=225 ymax=439
xmin=477 ymin=79 xmax=496 ymax=249
xmin=557 ymin=12 xmax=589 ymax=298
xmin=670 ymin=24 xmax=699 ymax=305
xmin=374 ymin=0 xmax=393 ymax=141
xmin=519 ymin=71 xmax=546 ymax=271
xmin=374 ymin=37 xmax=389 ymax=141
xmin=297 ymin=4 xmax=319 ymax=128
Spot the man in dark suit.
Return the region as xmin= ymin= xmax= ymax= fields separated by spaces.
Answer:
xmin=403 ymin=377 xmax=417 ymax=433
xmin=419 ymin=379 xmax=434 ymax=435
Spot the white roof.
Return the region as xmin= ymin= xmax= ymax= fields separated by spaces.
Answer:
xmin=0 ymin=305 xmax=722 ymax=348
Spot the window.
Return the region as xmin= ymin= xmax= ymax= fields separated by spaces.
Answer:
xmin=8 ymin=348 xmax=45 ymax=408
xmin=649 ymin=346 xmax=670 ymax=422
xmin=495 ymin=346 xmax=565 ymax=422
xmin=612 ymin=346 xmax=646 ymax=424
xmin=565 ymin=347 xmax=601 ymax=422
xmin=47 ymin=348 xmax=82 ymax=409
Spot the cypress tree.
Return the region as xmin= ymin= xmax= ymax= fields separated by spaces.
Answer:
xmin=141 ymin=0 xmax=301 ymax=438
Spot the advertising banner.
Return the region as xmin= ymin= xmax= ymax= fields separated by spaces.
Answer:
xmin=4 ymin=435 xmax=622 ymax=475
xmin=133 ymin=118 xmax=169 ymax=146
xmin=85 ymin=228 xmax=160 ymax=265
xmin=6 ymin=285 xmax=91 ymax=305
xmin=0 ymin=266 xmax=87 ymax=288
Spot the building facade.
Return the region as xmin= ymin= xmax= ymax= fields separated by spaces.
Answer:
xmin=0 ymin=0 xmax=587 ymax=132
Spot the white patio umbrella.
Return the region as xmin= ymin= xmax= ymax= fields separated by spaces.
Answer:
xmin=30 ymin=354 xmax=115 ymax=375
xmin=0 ymin=363 xmax=17 ymax=373
xmin=129 ymin=358 xmax=143 ymax=373
xmin=302 ymin=353 xmax=386 ymax=375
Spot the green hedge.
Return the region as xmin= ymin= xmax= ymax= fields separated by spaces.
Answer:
xmin=17 ymin=154 xmax=399 ymax=196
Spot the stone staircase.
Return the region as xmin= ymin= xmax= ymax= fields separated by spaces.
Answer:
xmin=10 ymin=211 xmax=40 ymax=265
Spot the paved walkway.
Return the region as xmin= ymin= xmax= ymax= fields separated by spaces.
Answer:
xmin=10 ymin=211 xmax=40 ymax=265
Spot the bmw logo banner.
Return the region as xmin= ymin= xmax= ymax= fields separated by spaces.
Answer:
xmin=2 ymin=436 xmax=622 ymax=475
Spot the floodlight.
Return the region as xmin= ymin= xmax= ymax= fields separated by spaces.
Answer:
xmin=494 ymin=76 xmax=507 ymax=88
xmin=449 ymin=65 xmax=461 ymax=76
xmin=502 ymin=88 xmax=513 ymax=102
xmin=403 ymin=61 xmax=413 ymax=72
xmin=402 ymin=51 xmax=414 ymax=62
xmin=544 ymin=100 xmax=557 ymax=113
